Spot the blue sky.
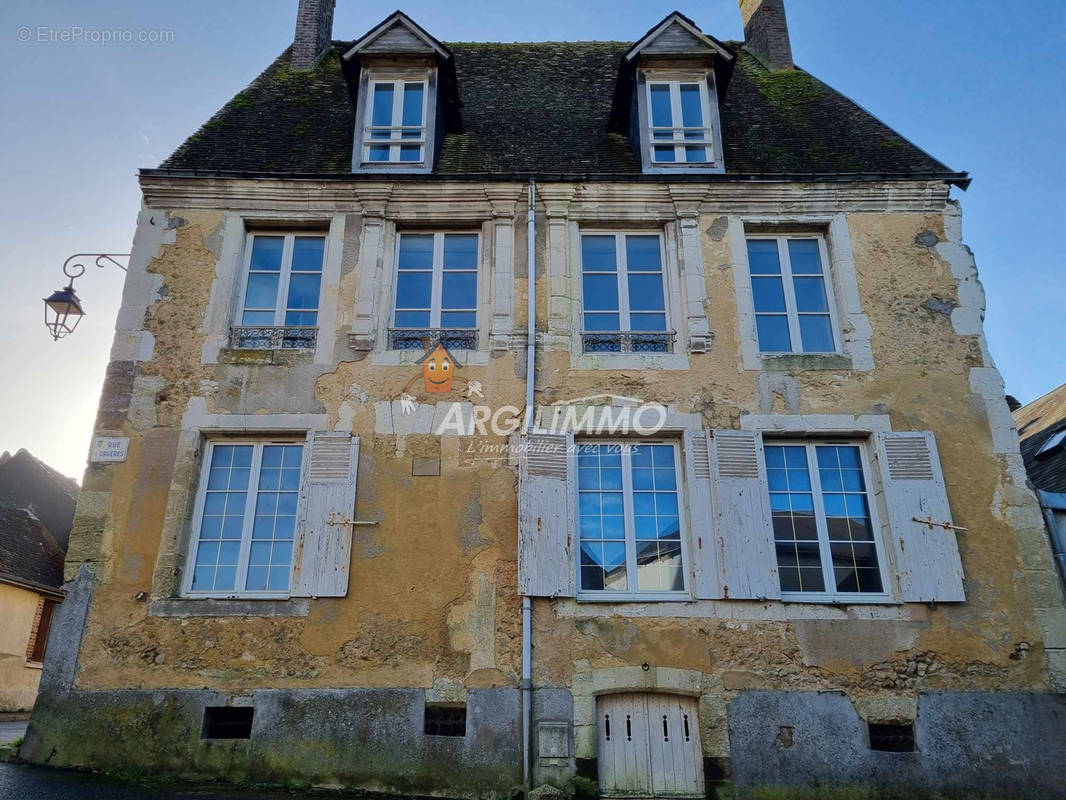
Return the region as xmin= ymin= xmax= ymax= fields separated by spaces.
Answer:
xmin=1 ymin=0 xmax=1063 ymax=478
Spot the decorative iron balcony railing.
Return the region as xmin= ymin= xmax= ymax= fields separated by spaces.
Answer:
xmin=229 ymin=326 xmax=318 ymax=350
xmin=581 ymin=331 xmax=676 ymax=354
xmin=389 ymin=328 xmax=478 ymax=351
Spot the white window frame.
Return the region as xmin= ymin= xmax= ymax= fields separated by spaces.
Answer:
xmin=236 ymin=231 xmax=326 ymax=328
xmin=576 ymin=439 xmax=691 ymax=602
xmin=183 ymin=438 xmax=306 ymax=600
xmin=746 ymin=234 xmax=841 ymax=355
xmin=578 ymin=230 xmax=672 ymax=338
xmin=391 ymin=231 xmax=481 ymax=331
xmin=645 ymin=77 xmax=715 ymax=165
xmin=362 ymin=77 xmax=429 ymax=165
xmin=766 ymin=439 xmax=892 ymax=604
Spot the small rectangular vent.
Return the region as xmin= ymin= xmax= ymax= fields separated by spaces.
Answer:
xmin=309 ymin=433 xmax=352 ymax=482
xmin=424 ymin=704 xmax=467 ymax=737
xmin=526 ymin=434 xmax=568 ymax=479
xmin=868 ymin=722 xmax=915 ymax=752
xmin=690 ymin=435 xmax=711 ymax=480
xmin=716 ymin=432 xmax=759 ymax=479
xmin=883 ymin=436 xmax=934 ymax=481
xmin=202 ymin=706 xmax=254 ymax=739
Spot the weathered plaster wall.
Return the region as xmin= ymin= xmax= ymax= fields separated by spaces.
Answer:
xmin=0 ymin=583 xmax=44 ymax=711
xmin=29 ymin=179 xmax=1065 ymax=794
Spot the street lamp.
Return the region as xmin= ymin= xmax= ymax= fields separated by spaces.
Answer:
xmin=43 ymin=254 xmax=128 ymax=341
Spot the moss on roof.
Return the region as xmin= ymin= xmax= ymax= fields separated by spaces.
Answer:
xmin=160 ymin=39 xmax=958 ymax=180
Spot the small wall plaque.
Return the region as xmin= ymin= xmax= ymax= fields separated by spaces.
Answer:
xmin=91 ymin=436 xmax=130 ymax=463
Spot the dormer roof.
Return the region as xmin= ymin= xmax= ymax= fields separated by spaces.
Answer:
xmin=342 ymin=10 xmax=451 ymax=60
xmin=624 ymin=11 xmax=733 ymax=62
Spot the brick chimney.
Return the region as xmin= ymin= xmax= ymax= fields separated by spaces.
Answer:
xmin=291 ymin=0 xmax=336 ymax=71
xmin=738 ymin=0 xmax=794 ymax=71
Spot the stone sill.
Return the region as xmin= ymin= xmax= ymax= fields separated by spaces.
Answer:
xmin=148 ymin=598 xmax=310 ymax=617
xmin=758 ymin=353 xmax=853 ymax=371
xmin=217 ymin=348 xmax=315 ymax=366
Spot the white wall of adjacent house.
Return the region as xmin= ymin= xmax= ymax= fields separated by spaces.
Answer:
xmin=0 ymin=583 xmax=46 ymax=712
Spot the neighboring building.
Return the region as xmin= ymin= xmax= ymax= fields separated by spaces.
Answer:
xmin=22 ymin=1 xmax=1066 ymax=797
xmin=1015 ymin=383 xmax=1066 ymax=589
xmin=0 ymin=449 xmax=78 ymax=551
xmin=0 ymin=508 xmax=65 ymax=712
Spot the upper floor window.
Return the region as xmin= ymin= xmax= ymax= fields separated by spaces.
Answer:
xmin=391 ymin=232 xmax=479 ymax=350
xmin=186 ymin=440 xmax=304 ymax=598
xmin=765 ymin=441 xmax=888 ymax=600
xmin=647 ymin=80 xmax=713 ymax=165
xmin=578 ymin=441 xmax=686 ymax=596
xmin=364 ymin=79 xmax=427 ymax=165
xmin=234 ymin=233 xmax=325 ymax=349
xmin=746 ymin=235 xmax=839 ymax=354
xmin=580 ymin=232 xmax=672 ymax=353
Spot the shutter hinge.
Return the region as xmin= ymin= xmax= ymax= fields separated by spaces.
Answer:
xmin=327 ymin=511 xmax=379 ymax=527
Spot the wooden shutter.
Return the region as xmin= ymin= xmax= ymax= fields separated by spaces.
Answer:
xmin=874 ymin=431 xmax=965 ymax=602
xmin=710 ymin=430 xmax=780 ymax=600
xmin=683 ymin=429 xmax=721 ymax=598
xmin=291 ymin=432 xmax=360 ymax=598
xmin=518 ymin=431 xmax=576 ymax=597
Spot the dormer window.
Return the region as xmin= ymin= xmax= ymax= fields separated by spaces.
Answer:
xmin=344 ymin=11 xmax=452 ymax=175
xmin=647 ymin=78 xmax=714 ymax=165
xmin=365 ymin=78 xmax=428 ymax=164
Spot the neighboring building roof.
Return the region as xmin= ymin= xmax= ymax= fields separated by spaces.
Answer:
xmin=1015 ymin=383 xmax=1066 ymax=494
xmin=0 ymin=507 xmax=65 ymax=594
xmin=155 ymin=38 xmax=965 ymax=183
xmin=0 ymin=449 xmax=78 ymax=551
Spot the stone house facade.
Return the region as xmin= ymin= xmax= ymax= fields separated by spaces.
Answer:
xmin=23 ymin=1 xmax=1066 ymax=797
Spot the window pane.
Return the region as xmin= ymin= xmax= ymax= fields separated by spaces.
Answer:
xmin=372 ymin=83 xmax=395 ymax=127
xmin=766 ymin=445 xmax=824 ymax=593
xmin=398 ymin=234 xmax=434 ymax=268
xmin=816 ymin=445 xmax=881 ymax=594
xmin=242 ymin=310 xmax=274 ymax=326
xmin=443 ymin=234 xmax=479 ymax=269
xmin=441 ymin=311 xmax=476 ymax=328
xmin=367 ymin=145 xmax=390 ymax=161
xmin=394 ymin=310 xmax=431 ymax=328
xmin=583 ymin=274 xmax=619 ymax=311
xmin=402 ymin=83 xmax=424 ymax=126
xmin=581 ymin=235 xmax=616 ymax=270
xmin=244 ymin=273 xmax=279 ymax=311
xmin=685 ymin=146 xmax=708 ymax=163
xmin=793 ymin=276 xmax=828 ymax=312
xmin=653 ymin=145 xmax=675 ymax=162
xmin=752 ymin=276 xmax=786 ymax=312
xmin=578 ymin=445 xmax=628 ymax=592
xmin=291 ymin=237 xmax=325 ymax=271
xmin=584 ymin=312 xmax=620 ymax=332
xmin=679 ymin=83 xmax=703 ymax=127
xmin=756 ymin=315 xmax=792 ymax=352
xmin=629 ymin=313 xmax=667 ymax=332
xmin=192 ymin=445 xmax=253 ymax=592
xmin=649 ymin=83 xmax=672 ymax=127
xmin=395 ymin=272 xmax=432 ymax=310
xmin=746 ymin=240 xmax=781 ymax=275
xmin=399 ymin=145 xmax=421 ymax=162
xmin=799 ymin=315 xmax=835 ymax=352
xmin=442 ymin=272 xmax=477 ymax=309
xmin=628 ymin=274 xmax=665 ymax=312
xmin=788 ymin=239 xmax=823 ymax=274
xmin=249 ymin=236 xmax=284 ymax=271
xmin=625 ymin=236 xmax=661 ymax=271
xmin=286 ymin=273 xmax=321 ymax=311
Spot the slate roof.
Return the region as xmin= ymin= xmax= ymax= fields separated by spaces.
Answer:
xmin=156 ymin=39 xmax=966 ymax=184
xmin=0 ymin=507 xmax=65 ymax=593
xmin=0 ymin=449 xmax=79 ymax=551
xmin=1015 ymin=383 xmax=1066 ymax=494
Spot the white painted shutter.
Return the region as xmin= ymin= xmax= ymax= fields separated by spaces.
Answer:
xmin=518 ymin=431 xmax=576 ymax=597
xmin=683 ymin=430 xmax=720 ymax=599
xmin=291 ymin=432 xmax=360 ymax=598
xmin=874 ymin=431 xmax=965 ymax=602
xmin=710 ymin=430 xmax=780 ymax=600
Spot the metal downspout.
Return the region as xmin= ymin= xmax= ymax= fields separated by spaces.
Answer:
xmin=521 ymin=178 xmax=536 ymax=791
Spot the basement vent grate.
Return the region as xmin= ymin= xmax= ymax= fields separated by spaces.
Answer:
xmin=201 ymin=706 xmax=254 ymax=739
xmin=424 ymin=704 xmax=467 ymax=737
xmin=868 ymin=722 xmax=915 ymax=752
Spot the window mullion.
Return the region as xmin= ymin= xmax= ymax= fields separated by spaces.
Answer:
xmin=621 ymin=445 xmax=638 ymax=593
xmin=616 ymin=235 xmax=631 ymax=332
xmin=390 ymin=82 xmax=403 ymax=161
xmin=806 ymin=442 xmax=836 ymax=596
xmin=430 ymin=233 xmax=444 ymax=328
xmin=817 ymin=237 xmax=841 ymax=353
xmin=273 ymin=235 xmax=295 ymax=327
xmin=235 ymin=444 xmax=264 ymax=594
xmin=778 ymin=237 xmax=802 ymax=352
xmin=673 ymin=443 xmax=688 ymax=591
xmin=670 ymin=82 xmax=685 ymax=161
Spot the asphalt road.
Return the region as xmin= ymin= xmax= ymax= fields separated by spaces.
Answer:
xmin=0 ymin=762 xmax=399 ymax=800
